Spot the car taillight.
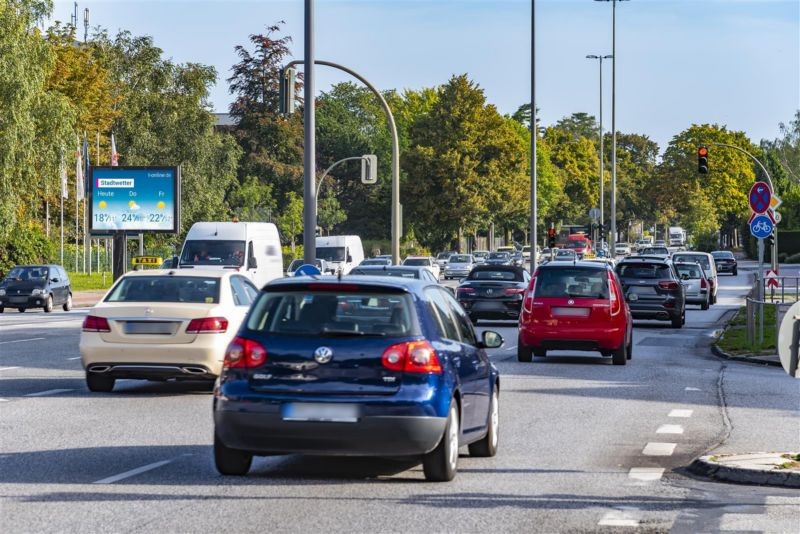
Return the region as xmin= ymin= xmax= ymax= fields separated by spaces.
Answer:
xmin=700 ymin=277 xmax=708 ymax=289
xmin=658 ymin=281 xmax=679 ymax=291
xmin=504 ymin=287 xmax=525 ymax=295
xmin=82 ymin=315 xmax=110 ymax=332
xmin=608 ymin=274 xmax=621 ymax=315
xmin=186 ymin=317 xmax=228 ymax=333
xmin=223 ymin=336 xmax=267 ymax=369
xmin=523 ymin=277 xmax=537 ymax=312
xmin=457 ymin=287 xmax=476 ymax=295
xmin=381 ymin=340 xmax=442 ymax=374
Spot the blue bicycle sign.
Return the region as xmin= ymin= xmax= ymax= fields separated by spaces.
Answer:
xmin=750 ymin=214 xmax=774 ymax=238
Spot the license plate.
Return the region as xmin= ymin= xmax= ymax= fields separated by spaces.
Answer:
xmin=9 ymin=297 xmax=27 ymax=304
xmin=123 ymin=321 xmax=178 ymax=335
xmin=551 ymin=307 xmax=590 ymax=317
xmin=282 ymin=402 xmax=359 ymax=423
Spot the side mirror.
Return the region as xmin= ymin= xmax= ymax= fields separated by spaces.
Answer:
xmin=248 ymin=256 xmax=258 ymax=269
xmin=347 ymin=255 xmax=353 ymax=263
xmin=480 ymin=330 xmax=504 ymax=349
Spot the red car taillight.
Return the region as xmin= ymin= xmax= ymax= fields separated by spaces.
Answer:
xmin=186 ymin=317 xmax=228 ymax=333
xmin=608 ymin=273 xmax=621 ymax=315
xmin=457 ymin=287 xmax=476 ymax=296
xmin=523 ymin=276 xmax=537 ymax=313
xmin=504 ymin=287 xmax=525 ymax=295
xmin=381 ymin=340 xmax=442 ymax=374
xmin=658 ymin=281 xmax=680 ymax=291
xmin=223 ymin=336 xmax=267 ymax=369
xmin=700 ymin=277 xmax=708 ymax=289
xmin=82 ymin=315 xmax=111 ymax=332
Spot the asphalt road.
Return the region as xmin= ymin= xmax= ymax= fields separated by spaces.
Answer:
xmin=1 ymin=265 xmax=798 ymax=533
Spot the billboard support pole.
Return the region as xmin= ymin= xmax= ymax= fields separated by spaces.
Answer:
xmin=112 ymin=232 xmax=125 ymax=281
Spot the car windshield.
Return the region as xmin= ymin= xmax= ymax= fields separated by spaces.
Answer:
xmin=449 ymin=255 xmax=471 ymax=263
xmin=535 ymin=268 xmax=609 ymax=299
xmin=180 ymin=240 xmax=245 ymax=266
xmin=556 ymin=250 xmax=575 ymax=257
xmin=488 ymin=252 xmax=509 ymax=259
xmin=676 ymin=265 xmax=702 ymax=279
xmin=642 ymin=247 xmax=669 ymax=255
xmin=566 ymin=240 xmax=588 ymax=248
xmin=403 ymin=258 xmax=429 ymax=266
xmin=712 ymin=251 xmax=734 ymax=259
xmin=468 ymin=269 xmax=523 ymax=281
xmin=617 ymin=263 xmax=672 ymax=279
xmin=105 ymin=276 xmax=221 ymax=303
xmin=436 ymin=253 xmax=451 ymax=259
xmin=316 ymin=246 xmax=346 ymax=262
xmin=350 ymin=268 xmax=419 ymax=278
xmin=673 ymin=254 xmax=711 ymax=269
xmin=473 ymin=252 xmax=488 ymax=258
xmin=360 ymin=259 xmax=389 ymax=266
xmin=246 ymin=291 xmax=416 ymax=336
xmin=6 ymin=266 xmax=49 ymax=280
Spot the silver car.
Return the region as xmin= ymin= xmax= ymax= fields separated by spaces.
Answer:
xmin=472 ymin=251 xmax=489 ymax=264
xmin=672 ymin=252 xmax=718 ymax=305
xmin=674 ymin=261 xmax=710 ymax=310
xmin=443 ymin=254 xmax=474 ymax=279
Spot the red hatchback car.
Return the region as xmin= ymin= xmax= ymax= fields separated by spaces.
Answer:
xmin=517 ymin=261 xmax=632 ymax=365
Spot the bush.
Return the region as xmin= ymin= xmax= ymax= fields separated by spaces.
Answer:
xmin=0 ymin=223 xmax=55 ymax=276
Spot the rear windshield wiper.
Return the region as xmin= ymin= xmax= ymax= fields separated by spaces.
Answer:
xmin=319 ymin=328 xmax=386 ymax=337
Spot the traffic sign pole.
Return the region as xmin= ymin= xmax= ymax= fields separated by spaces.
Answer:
xmin=758 ymin=237 xmax=764 ymax=346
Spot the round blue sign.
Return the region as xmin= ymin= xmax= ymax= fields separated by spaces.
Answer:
xmin=750 ymin=214 xmax=774 ymax=239
xmin=294 ymin=264 xmax=322 ymax=277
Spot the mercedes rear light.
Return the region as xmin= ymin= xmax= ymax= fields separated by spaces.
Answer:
xmin=223 ymin=336 xmax=267 ymax=369
xmin=186 ymin=317 xmax=228 ymax=333
xmin=457 ymin=287 xmax=476 ymax=295
xmin=82 ymin=315 xmax=111 ymax=333
xmin=381 ymin=340 xmax=442 ymax=374
xmin=504 ymin=287 xmax=525 ymax=295
xmin=658 ymin=281 xmax=680 ymax=291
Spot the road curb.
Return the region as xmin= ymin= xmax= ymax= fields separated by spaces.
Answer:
xmin=710 ymin=343 xmax=781 ymax=367
xmin=689 ymin=455 xmax=800 ymax=488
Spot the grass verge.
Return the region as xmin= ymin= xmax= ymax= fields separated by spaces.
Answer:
xmin=716 ymin=304 xmax=777 ymax=354
xmin=67 ymin=272 xmax=114 ymax=292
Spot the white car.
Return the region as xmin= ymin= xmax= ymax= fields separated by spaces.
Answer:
xmin=443 ymin=254 xmax=474 ymax=279
xmin=402 ymin=256 xmax=440 ymax=279
xmin=80 ymin=269 xmax=258 ymax=392
xmin=615 ymin=243 xmax=632 ymax=256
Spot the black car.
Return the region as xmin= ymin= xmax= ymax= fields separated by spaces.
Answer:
xmin=349 ymin=265 xmax=439 ymax=282
xmin=456 ymin=265 xmax=530 ymax=324
xmin=484 ymin=252 xmax=512 ymax=266
xmin=615 ymin=257 xmax=685 ymax=328
xmin=0 ymin=265 xmax=73 ymax=313
xmin=711 ymin=250 xmax=738 ymax=276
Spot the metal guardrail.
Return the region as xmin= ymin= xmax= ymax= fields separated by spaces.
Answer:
xmin=761 ymin=276 xmax=800 ymax=304
xmin=745 ymin=297 xmax=781 ymax=347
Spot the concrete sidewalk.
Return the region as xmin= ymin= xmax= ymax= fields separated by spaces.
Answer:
xmin=72 ymin=290 xmax=107 ymax=308
xmin=691 ymin=453 xmax=800 ymax=488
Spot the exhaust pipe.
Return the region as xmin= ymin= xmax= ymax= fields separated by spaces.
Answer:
xmin=89 ymin=365 xmax=111 ymax=373
xmin=181 ymin=366 xmax=208 ymax=375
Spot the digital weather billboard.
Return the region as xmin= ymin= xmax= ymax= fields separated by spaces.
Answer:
xmin=89 ymin=166 xmax=180 ymax=233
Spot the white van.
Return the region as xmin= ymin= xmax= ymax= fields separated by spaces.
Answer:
xmin=179 ymin=222 xmax=283 ymax=288
xmin=315 ymin=235 xmax=364 ymax=275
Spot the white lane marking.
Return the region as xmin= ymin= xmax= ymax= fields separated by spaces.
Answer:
xmin=503 ymin=345 xmax=518 ymax=352
xmin=0 ymin=367 xmax=20 ymax=372
xmin=67 ymin=357 xmax=82 ymax=360
xmin=598 ymin=510 xmax=640 ymax=527
xmin=656 ymin=424 xmax=684 ymax=434
xmin=0 ymin=337 xmax=45 ymax=345
xmin=93 ymin=459 xmax=174 ymax=484
xmin=0 ymin=398 xmax=8 ymax=402
xmin=24 ymin=389 xmax=74 ymax=397
xmin=643 ymin=442 xmax=677 ymax=456
xmin=685 ymin=387 xmax=701 ymax=391
xmin=628 ymin=467 xmax=665 ymax=481
xmin=669 ymin=409 xmax=693 ymax=418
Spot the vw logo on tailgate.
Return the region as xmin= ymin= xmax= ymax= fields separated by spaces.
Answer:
xmin=314 ymin=346 xmax=333 ymax=364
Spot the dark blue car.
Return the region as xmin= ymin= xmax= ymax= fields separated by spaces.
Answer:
xmin=213 ymin=276 xmax=503 ymax=481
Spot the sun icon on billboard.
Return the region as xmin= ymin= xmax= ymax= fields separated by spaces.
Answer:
xmin=98 ymin=201 xmax=107 ymax=209
xmin=128 ymin=200 xmax=140 ymax=210
xmin=157 ymin=201 xmax=166 ymax=209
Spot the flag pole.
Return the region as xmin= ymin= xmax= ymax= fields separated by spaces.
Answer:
xmin=75 ymin=135 xmax=80 ymax=273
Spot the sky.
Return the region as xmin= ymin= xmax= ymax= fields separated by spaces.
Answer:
xmin=51 ymin=0 xmax=799 ymax=153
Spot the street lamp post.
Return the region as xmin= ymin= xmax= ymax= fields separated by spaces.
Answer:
xmin=586 ymin=54 xmax=612 ymax=247
xmin=530 ymin=0 xmax=537 ymax=267
xmin=595 ymin=0 xmax=628 ymax=254
xmin=302 ymin=0 xmax=316 ymax=266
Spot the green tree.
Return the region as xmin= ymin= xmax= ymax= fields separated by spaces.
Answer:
xmin=278 ymin=191 xmax=304 ymax=253
xmin=318 ymin=196 xmax=347 ymax=235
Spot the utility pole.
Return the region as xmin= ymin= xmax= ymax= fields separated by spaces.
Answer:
xmin=530 ymin=0 xmax=538 ymax=268
xmin=302 ymin=0 xmax=317 ymax=266
xmin=586 ymin=53 xmax=612 ymax=249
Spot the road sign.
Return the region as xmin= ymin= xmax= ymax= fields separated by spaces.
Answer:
xmin=774 ymin=211 xmax=782 ymax=224
xmin=749 ymin=209 xmax=776 ymax=224
xmin=771 ymin=194 xmax=782 ymax=210
xmin=749 ymin=181 xmax=771 ymax=214
xmin=750 ymin=214 xmax=774 ymax=238
xmin=294 ymin=264 xmax=322 ymax=277
xmin=589 ymin=207 xmax=600 ymax=220
xmin=766 ymin=270 xmax=779 ymax=288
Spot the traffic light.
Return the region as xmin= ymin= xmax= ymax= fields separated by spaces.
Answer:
xmin=278 ymin=67 xmax=296 ymax=115
xmin=698 ymin=146 xmax=709 ymax=174
xmin=598 ymin=223 xmax=606 ymax=240
xmin=548 ymin=228 xmax=556 ymax=248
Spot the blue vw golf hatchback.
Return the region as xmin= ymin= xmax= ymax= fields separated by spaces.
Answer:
xmin=213 ymin=276 xmax=502 ymax=481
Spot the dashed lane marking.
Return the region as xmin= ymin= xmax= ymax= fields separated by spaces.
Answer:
xmin=669 ymin=409 xmax=693 ymax=418
xmin=67 ymin=357 xmax=81 ymax=360
xmin=0 ymin=367 xmax=20 ymax=372
xmin=0 ymin=337 xmax=45 ymax=345
xmin=656 ymin=424 xmax=684 ymax=434
xmin=24 ymin=389 xmax=74 ymax=397
xmin=642 ymin=442 xmax=677 ymax=456
xmin=93 ymin=459 xmax=174 ymax=484
xmin=598 ymin=510 xmax=640 ymax=527
xmin=628 ymin=467 xmax=664 ymax=481
xmin=685 ymin=387 xmax=701 ymax=391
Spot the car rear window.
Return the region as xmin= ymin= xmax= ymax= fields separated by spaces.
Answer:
xmin=676 ymin=265 xmax=702 ymax=279
xmin=404 ymin=258 xmax=429 ymax=266
xmin=468 ymin=269 xmax=522 ymax=281
xmin=535 ymin=268 xmax=609 ymax=299
xmin=350 ymin=268 xmax=419 ymax=279
xmin=712 ymin=251 xmax=734 ymax=259
xmin=617 ymin=263 xmax=672 ymax=279
xmin=105 ymin=276 xmax=221 ymax=303
xmin=246 ymin=291 xmax=416 ymax=336
xmin=673 ymin=254 xmax=710 ymax=269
